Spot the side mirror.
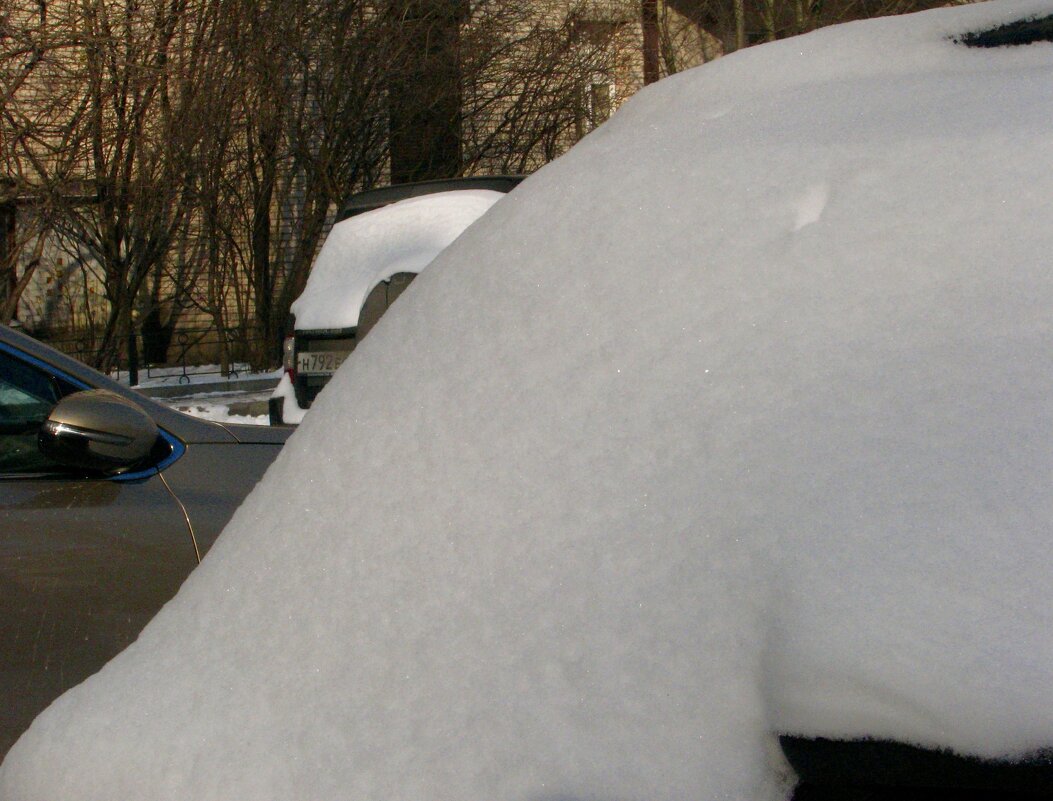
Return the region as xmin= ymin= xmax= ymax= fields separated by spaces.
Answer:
xmin=39 ymin=390 xmax=159 ymax=474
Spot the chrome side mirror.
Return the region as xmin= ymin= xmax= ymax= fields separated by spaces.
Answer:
xmin=39 ymin=390 xmax=159 ymax=474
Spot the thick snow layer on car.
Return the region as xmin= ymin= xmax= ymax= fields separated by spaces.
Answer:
xmin=289 ymin=189 xmax=504 ymax=330
xmin=5 ymin=2 xmax=1053 ymax=799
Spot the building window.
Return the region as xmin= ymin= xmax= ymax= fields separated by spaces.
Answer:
xmin=590 ymin=81 xmax=614 ymax=126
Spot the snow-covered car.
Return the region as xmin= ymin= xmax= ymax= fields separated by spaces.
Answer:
xmin=5 ymin=2 xmax=1053 ymax=800
xmin=269 ymin=176 xmax=522 ymax=425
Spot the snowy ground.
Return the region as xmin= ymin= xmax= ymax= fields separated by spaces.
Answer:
xmin=159 ymin=389 xmax=272 ymax=426
xmin=114 ymin=364 xmax=278 ymax=425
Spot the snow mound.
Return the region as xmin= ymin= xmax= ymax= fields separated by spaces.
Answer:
xmin=5 ymin=2 xmax=1053 ymax=799
xmin=290 ymin=189 xmax=504 ymax=330
xmin=270 ymin=371 xmax=306 ymax=424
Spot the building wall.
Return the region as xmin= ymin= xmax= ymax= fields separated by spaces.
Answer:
xmin=4 ymin=0 xmax=721 ymax=363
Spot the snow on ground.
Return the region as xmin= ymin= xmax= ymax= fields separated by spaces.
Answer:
xmin=116 ymin=364 xmax=278 ymax=425
xmin=291 ymin=189 xmax=505 ymax=330
xmin=174 ymin=404 xmax=268 ymax=425
xmin=160 ymin=389 xmax=273 ymax=426
xmin=270 ymin=371 xmax=306 ymax=424
xmin=5 ymin=2 xmax=1053 ymax=799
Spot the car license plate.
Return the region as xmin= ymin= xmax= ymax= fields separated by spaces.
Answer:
xmin=296 ymin=351 xmax=346 ymax=375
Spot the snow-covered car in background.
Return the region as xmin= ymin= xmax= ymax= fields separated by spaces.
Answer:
xmin=269 ymin=176 xmax=522 ymax=424
xmin=5 ymin=2 xmax=1053 ymax=800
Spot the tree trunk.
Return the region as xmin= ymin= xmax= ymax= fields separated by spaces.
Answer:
xmin=734 ymin=0 xmax=746 ymax=50
xmin=641 ymin=0 xmax=661 ymax=84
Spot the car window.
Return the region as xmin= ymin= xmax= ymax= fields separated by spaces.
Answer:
xmin=358 ymin=272 xmax=416 ymax=339
xmin=357 ymin=281 xmax=388 ymax=339
xmin=0 ymin=350 xmax=69 ymax=474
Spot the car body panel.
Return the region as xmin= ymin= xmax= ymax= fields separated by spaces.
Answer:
xmin=216 ymin=422 xmax=292 ymax=445
xmin=158 ymin=442 xmax=284 ymax=556
xmin=0 ymin=473 xmax=195 ymax=757
xmin=0 ymin=323 xmax=290 ymax=760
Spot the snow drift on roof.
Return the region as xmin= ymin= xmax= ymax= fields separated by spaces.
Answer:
xmin=290 ymin=189 xmax=503 ymax=331
xmin=5 ymin=1 xmax=1053 ymax=799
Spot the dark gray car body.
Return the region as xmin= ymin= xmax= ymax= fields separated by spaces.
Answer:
xmin=0 ymin=324 xmax=289 ymax=758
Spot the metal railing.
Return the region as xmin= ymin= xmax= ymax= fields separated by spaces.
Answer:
xmin=36 ymin=326 xmax=276 ymax=386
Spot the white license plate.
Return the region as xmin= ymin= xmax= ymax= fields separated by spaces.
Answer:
xmin=296 ymin=351 xmax=347 ymax=375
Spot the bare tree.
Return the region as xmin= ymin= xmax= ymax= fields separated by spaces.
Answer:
xmin=459 ymin=0 xmax=625 ymax=174
xmin=2 ymin=0 xmax=223 ymax=381
xmin=66 ymin=0 xmax=222 ymax=379
xmin=0 ymin=1 xmax=87 ymax=325
xmin=686 ymin=0 xmax=963 ymax=51
xmin=194 ymin=0 xmax=395 ymax=366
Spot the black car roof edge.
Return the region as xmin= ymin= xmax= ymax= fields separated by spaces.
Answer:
xmin=335 ymin=175 xmax=525 ymax=223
